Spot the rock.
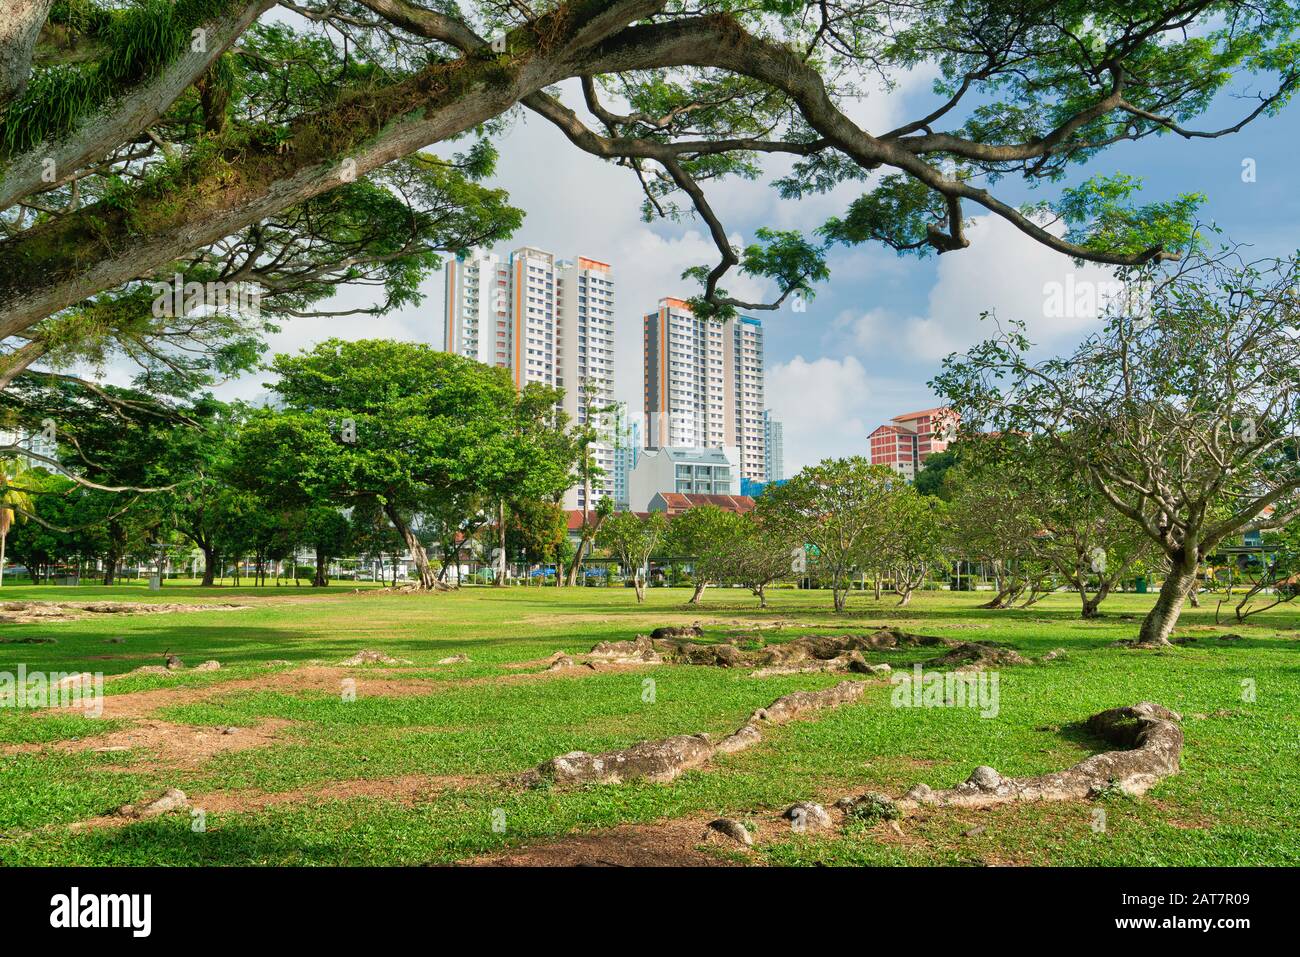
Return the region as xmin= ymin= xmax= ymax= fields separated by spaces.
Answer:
xmin=650 ymin=624 xmax=703 ymax=641
xmin=966 ymin=766 xmax=1003 ymax=791
xmin=886 ymin=820 xmax=905 ymax=837
xmin=841 ymin=792 xmax=900 ymax=822
xmin=587 ymin=636 xmax=664 ymax=664
xmin=131 ymin=665 xmax=172 ymax=675
xmin=341 ymin=649 xmax=412 ymax=665
xmin=221 ymin=726 xmax=239 ymax=735
xmin=669 ymin=641 xmax=743 ymax=667
xmin=705 ymin=818 xmax=753 ymax=847
xmin=782 ymin=802 xmax=833 ymax=832
xmin=164 ymin=654 xmax=184 ymax=670
xmin=1040 ymin=648 xmax=1068 ymax=662
xmin=438 ymin=654 xmax=470 ymax=664
xmin=53 ymin=672 xmax=94 ymax=691
xmin=903 ymin=783 xmax=934 ymax=803
xmin=533 ymin=734 xmax=716 ymax=787
xmin=193 ymin=660 xmax=221 ymax=672
xmin=749 ymin=681 xmax=865 ymax=724
xmin=117 ymin=788 xmax=188 ymax=819
xmin=931 ymin=642 xmax=1030 ymax=671
xmin=546 ymin=655 xmax=576 ymax=671
xmin=1216 ymin=633 xmax=1245 ymax=642
xmin=964 ymin=825 xmax=986 ymax=837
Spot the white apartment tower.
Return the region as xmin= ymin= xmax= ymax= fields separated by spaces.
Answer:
xmin=642 ymin=298 xmax=766 ymax=482
xmin=763 ymin=410 xmax=784 ymax=482
xmin=444 ymin=247 xmax=617 ymax=510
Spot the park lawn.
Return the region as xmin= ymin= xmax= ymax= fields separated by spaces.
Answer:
xmin=0 ymin=582 xmax=1296 ymax=866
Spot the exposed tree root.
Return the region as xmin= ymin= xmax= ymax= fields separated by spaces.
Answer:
xmin=835 ymin=702 xmax=1183 ymax=817
xmin=525 ymin=681 xmax=870 ymax=788
xmin=926 ymin=642 xmax=1032 ymax=671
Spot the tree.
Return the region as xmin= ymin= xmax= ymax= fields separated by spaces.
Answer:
xmin=597 ymin=511 xmax=667 ymax=603
xmin=0 ymin=456 xmax=36 ymax=584
xmin=1212 ymin=521 xmax=1300 ymax=623
xmin=880 ymin=484 xmax=947 ymax=606
xmin=4 ymin=1 xmax=1296 ymax=402
xmin=936 ymin=250 xmax=1300 ymax=645
xmin=229 ymin=339 xmax=572 ymax=590
xmin=914 ymin=447 xmax=958 ymax=500
xmin=507 ymin=498 xmax=568 ymax=584
xmin=942 ymin=452 xmax=1052 ymax=609
xmin=666 ymin=504 xmax=740 ymax=604
xmin=720 ymin=512 xmax=792 ymax=608
xmin=945 ymin=433 xmax=1152 ymax=617
xmin=759 ymin=457 xmax=895 ymax=612
xmin=301 ymin=505 xmax=350 ymax=586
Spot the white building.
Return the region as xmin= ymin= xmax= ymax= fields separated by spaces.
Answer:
xmin=763 ymin=410 xmax=784 ymax=482
xmin=626 ymin=446 xmax=740 ymax=512
xmin=641 ymin=298 xmax=766 ymax=482
xmin=605 ymin=400 xmax=641 ymax=511
xmin=444 ymin=246 xmax=617 ymax=510
xmin=0 ymin=426 xmax=58 ymax=467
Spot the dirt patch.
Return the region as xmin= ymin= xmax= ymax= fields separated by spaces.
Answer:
xmin=40 ymin=666 xmax=447 ymax=721
xmin=465 ymin=816 xmax=737 ymax=867
xmin=67 ymin=772 xmax=489 ymax=831
xmin=0 ymin=600 xmax=250 ymax=624
xmin=1 ymin=717 xmax=298 ymax=768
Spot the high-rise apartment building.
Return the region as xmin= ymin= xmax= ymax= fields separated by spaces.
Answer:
xmin=868 ymin=407 xmax=958 ymax=481
xmin=763 ymin=410 xmax=784 ymax=482
xmin=641 ymin=298 xmax=767 ymax=482
xmin=605 ymin=400 xmax=641 ymax=511
xmin=444 ymin=247 xmax=617 ymax=509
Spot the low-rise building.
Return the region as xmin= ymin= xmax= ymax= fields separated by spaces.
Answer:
xmin=626 ymin=445 xmax=740 ymax=512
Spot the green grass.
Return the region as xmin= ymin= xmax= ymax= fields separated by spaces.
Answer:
xmin=0 ymin=582 xmax=1297 ymax=865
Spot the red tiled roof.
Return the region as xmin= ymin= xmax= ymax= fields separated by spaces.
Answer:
xmin=892 ymin=406 xmax=955 ymax=423
xmin=654 ymin=493 xmax=756 ymax=515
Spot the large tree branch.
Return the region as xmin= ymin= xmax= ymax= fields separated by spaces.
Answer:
xmin=0 ymin=0 xmax=276 ymax=212
xmin=0 ymin=0 xmax=53 ymax=116
xmin=0 ymin=0 xmax=666 ymax=341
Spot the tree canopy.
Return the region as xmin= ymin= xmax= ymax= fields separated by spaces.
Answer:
xmin=3 ymin=0 xmax=1298 ymax=407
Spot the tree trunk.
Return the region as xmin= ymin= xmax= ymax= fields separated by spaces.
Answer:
xmin=897 ymin=587 xmax=913 ymax=607
xmin=312 ymin=545 xmax=328 ymax=587
xmin=754 ymin=583 xmax=767 ymax=608
xmin=873 ymin=576 xmax=882 ymax=601
xmin=634 ymin=571 xmax=646 ymax=603
xmin=0 ymin=528 xmax=7 ymax=586
xmin=1137 ymin=558 xmax=1196 ymax=646
xmin=200 ymin=545 xmax=216 ymax=586
xmin=495 ymin=500 xmax=508 ymax=586
xmin=102 ymin=548 xmax=119 ymax=585
xmin=688 ymin=581 xmax=707 ymax=604
xmin=384 ymin=503 xmax=436 ymax=590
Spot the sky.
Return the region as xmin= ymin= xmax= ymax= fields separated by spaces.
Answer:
xmin=217 ymin=61 xmax=1300 ymax=475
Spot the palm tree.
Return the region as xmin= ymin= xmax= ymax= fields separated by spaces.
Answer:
xmin=0 ymin=457 xmax=35 ymax=586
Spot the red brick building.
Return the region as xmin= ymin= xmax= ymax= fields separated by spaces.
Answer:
xmin=868 ymin=407 xmax=958 ymax=481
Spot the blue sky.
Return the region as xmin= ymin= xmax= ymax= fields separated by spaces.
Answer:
xmin=240 ymin=67 xmax=1300 ymax=474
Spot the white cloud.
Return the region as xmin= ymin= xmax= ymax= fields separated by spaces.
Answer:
xmin=842 ymin=215 xmax=1119 ymax=362
xmin=767 ymin=354 xmax=925 ymax=472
